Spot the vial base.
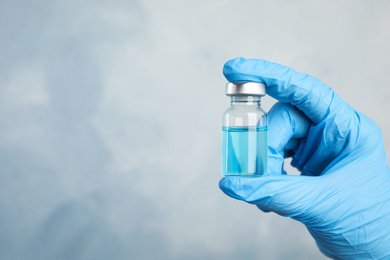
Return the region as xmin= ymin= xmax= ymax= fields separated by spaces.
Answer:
xmin=221 ymin=126 xmax=268 ymax=176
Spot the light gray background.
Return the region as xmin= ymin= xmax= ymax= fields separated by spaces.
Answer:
xmin=1 ymin=0 xmax=389 ymax=259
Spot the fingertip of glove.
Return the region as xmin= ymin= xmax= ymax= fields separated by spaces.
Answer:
xmin=219 ymin=176 xmax=269 ymax=200
xmin=223 ymin=57 xmax=271 ymax=84
xmin=218 ymin=176 xmax=233 ymax=193
xmin=219 ymin=176 xmax=246 ymax=200
xmin=223 ymin=57 xmax=246 ymax=79
xmin=218 ymin=177 xmax=226 ymax=189
xmin=224 ymin=57 xmax=246 ymax=66
xmin=256 ymin=205 xmax=271 ymax=213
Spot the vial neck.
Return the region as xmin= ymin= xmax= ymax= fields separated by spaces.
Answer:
xmin=230 ymin=95 xmax=261 ymax=106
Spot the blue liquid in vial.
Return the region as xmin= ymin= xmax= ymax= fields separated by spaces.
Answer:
xmin=222 ymin=126 xmax=268 ymax=176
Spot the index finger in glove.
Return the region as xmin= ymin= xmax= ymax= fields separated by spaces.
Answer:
xmin=223 ymin=57 xmax=354 ymax=125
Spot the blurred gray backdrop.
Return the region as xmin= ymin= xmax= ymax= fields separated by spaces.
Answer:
xmin=1 ymin=0 xmax=389 ymax=259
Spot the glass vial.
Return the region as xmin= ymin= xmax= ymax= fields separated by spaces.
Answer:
xmin=222 ymin=82 xmax=268 ymax=176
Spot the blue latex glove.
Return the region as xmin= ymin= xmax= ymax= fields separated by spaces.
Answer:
xmin=219 ymin=57 xmax=390 ymax=259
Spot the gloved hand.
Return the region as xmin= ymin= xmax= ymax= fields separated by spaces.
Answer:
xmin=219 ymin=57 xmax=390 ymax=259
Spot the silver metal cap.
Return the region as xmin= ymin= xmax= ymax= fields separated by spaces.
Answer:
xmin=225 ymin=82 xmax=266 ymax=96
